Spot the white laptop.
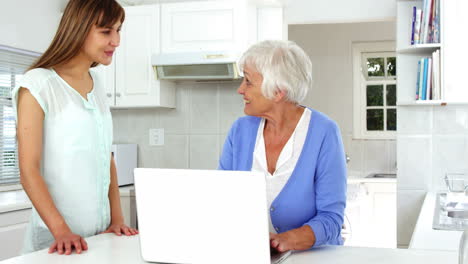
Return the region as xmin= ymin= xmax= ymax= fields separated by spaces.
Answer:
xmin=134 ymin=168 xmax=291 ymax=264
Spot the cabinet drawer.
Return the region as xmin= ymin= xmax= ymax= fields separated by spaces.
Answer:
xmin=0 ymin=209 xmax=31 ymax=227
xmin=0 ymin=223 xmax=28 ymax=261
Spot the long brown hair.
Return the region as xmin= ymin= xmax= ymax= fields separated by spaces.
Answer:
xmin=29 ymin=0 xmax=125 ymax=70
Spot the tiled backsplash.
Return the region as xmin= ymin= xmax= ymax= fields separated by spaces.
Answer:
xmin=112 ymin=81 xmax=243 ymax=170
xmin=112 ymin=80 xmax=395 ymax=177
xmin=397 ymin=105 xmax=468 ymax=247
xmin=344 ymin=136 xmax=396 ymax=178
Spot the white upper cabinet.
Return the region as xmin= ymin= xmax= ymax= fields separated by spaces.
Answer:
xmin=161 ymin=1 xmax=259 ymax=54
xmin=95 ymin=62 xmax=115 ymax=107
xmin=257 ymin=7 xmax=284 ymax=42
xmin=442 ymin=0 xmax=468 ymax=102
xmin=98 ymin=5 xmax=175 ymax=108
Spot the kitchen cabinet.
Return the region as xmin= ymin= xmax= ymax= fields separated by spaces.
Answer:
xmin=97 ymin=5 xmax=175 ymax=108
xmin=160 ymin=1 xmax=258 ymax=54
xmin=160 ymin=1 xmax=284 ymax=54
xmin=345 ymin=181 xmax=396 ymax=248
xmin=0 ymin=208 xmax=31 ymax=261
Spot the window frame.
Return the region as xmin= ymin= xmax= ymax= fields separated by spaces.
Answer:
xmin=352 ymin=41 xmax=396 ymax=140
xmin=0 ymin=45 xmax=40 ymax=192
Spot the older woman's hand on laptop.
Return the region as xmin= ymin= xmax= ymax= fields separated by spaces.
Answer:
xmin=270 ymin=225 xmax=316 ymax=252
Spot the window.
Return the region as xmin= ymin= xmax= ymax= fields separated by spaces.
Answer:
xmin=352 ymin=42 xmax=396 ymax=139
xmin=0 ymin=45 xmax=40 ymax=188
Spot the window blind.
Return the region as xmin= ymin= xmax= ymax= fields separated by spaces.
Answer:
xmin=0 ymin=45 xmax=40 ymax=186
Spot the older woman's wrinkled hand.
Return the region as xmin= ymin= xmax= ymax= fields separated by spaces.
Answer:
xmin=269 ymin=225 xmax=316 ymax=252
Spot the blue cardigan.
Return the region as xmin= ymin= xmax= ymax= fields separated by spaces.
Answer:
xmin=218 ymin=109 xmax=347 ymax=247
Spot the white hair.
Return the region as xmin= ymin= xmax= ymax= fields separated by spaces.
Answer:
xmin=238 ymin=40 xmax=313 ymax=104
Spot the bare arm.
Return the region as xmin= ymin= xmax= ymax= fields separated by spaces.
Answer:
xmin=102 ymin=155 xmax=138 ymax=236
xmin=17 ymin=87 xmax=87 ymax=254
xmin=109 ymin=156 xmax=124 ymax=225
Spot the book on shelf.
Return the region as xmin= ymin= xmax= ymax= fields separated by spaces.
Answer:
xmin=418 ymin=58 xmax=424 ymax=100
xmin=426 ymin=57 xmax=432 ymax=100
xmin=411 ymin=0 xmax=440 ymax=45
xmin=411 ymin=6 xmax=416 ymax=45
xmin=432 ymin=49 xmax=441 ymax=100
xmin=414 ymin=8 xmax=422 ymax=44
xmin=422 ymin=58 xmax=428 ymax=100
xmin=415 ymin=50 xmax=441 ymax=101
xmin=416 ymin=60 xmax=421 ymax=100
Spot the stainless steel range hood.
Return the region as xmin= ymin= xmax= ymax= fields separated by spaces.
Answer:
xmin=152 ymin=51 xmax=241 ymax=81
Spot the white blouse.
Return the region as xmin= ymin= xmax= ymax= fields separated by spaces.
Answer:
xmin=12 ymin=68 xmax=113 ymax=253
xmin=252 ymin=107 xmax=312 ymax=234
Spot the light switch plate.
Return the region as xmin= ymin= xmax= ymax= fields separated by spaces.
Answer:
xmin=149 ymin=128 xmax=164 ymax=146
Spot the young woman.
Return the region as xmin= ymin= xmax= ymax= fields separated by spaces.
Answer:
xmin=14 ymin=0 xmax=137 ymax=255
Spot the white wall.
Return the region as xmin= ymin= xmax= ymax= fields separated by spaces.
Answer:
xmin=0 ymin=0 xmax=62 ymax=52
xmin=289 ymin=22 xmax=396 ymax=178
xmin=284 ymin=0 xmax=396 ymax=25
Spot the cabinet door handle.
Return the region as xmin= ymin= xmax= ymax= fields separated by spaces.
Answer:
xmin=116 ymin=93 xmax=121 ymax=97
xmin=106 ymin=93 xmax=112 ymax=98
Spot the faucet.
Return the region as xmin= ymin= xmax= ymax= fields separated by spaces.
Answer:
xmin=346 ymin=154 xmax=350 ymax=164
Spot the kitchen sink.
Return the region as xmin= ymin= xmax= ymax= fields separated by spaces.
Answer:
xmin=365 ymin=173 xmax=397 ymax=179
xmin=433 ymin=192 xmax=468 ymax=230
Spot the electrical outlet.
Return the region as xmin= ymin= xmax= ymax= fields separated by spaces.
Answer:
xmin=149 ymin=128 xmax=164 ymax=146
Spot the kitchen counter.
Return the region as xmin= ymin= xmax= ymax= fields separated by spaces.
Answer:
xmin=0 ymin=233 xmax=457 ymax=264
xmin=410 ymin=192 xmax=462 ymax=251
xmin=0 ymin=190 xmax=31 ymax=213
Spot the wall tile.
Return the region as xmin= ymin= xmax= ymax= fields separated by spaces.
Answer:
xmin=363 ymin=140 xmax=388 ymax=176
xmin=137 ymin=144 xmax=159 ymax=168
xmin=219 ymin=82 xmax=244 ymax=134
xmin=111 ymin=110 xmax=129 ymax=143
xmin=387 ymin=140 xmax=397 ymax=173
xmin=397 ymin=137 xmax=431 ymax=190
xmin=160 ymin=135 xmax=189 ymax=169
xmin=431 ymin=135 xmax=468 ymax=192
xmin=124 ymin=108 xmax=159 ymax=144
xmin=433 ymin=106 xmax=468 ymax=135
xmin=189 ymin=135 xmax=219 ymax=170
xmin=397 ymin=107 xmax=432 ymax=135
xmin=343 ymin=134 xmax=364 ymax=177
xmin=189 ymin=82 xmax=219 ymax=134
xmin=397 ymin=190 xmax=426 ymax=248
xmin=159 ymin=84 xmax=191 ymax=134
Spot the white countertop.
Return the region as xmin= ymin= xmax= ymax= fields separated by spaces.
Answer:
xmin=410 ymin=192 xmax=462 ymax=251
xmin=0 ymin=190 xmax=31 ymax=213
xmin=0 ymin=233 xmax=457 ymax=264
xmin=0 ymin=178 xmax=391 ymax=213
xmin=347 ymin=176 xmax=397 ymax=184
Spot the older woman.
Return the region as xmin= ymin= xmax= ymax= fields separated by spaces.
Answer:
xmin=218 ymin=40 xmax=346 ymax=252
